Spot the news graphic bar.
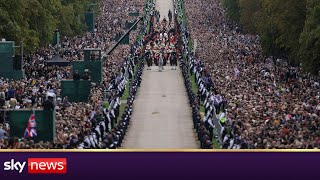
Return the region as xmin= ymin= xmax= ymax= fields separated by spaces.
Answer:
xmin=1 ymin=152 xmax=320 ymax=180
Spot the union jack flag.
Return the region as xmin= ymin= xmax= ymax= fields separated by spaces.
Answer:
xmin=24 ymin=113 xmax=37 ymax=138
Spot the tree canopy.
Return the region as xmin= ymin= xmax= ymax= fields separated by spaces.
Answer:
xmin=222 ymin=0 xmax=320 ymax=74
xmin=0 ymin=0 xmax=98 ymax=53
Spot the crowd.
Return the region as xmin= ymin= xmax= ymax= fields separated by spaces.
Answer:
xmin=78 ymin=45 xmax=145 ymax=148
xmin=178 ymin=0 xmax=320 ymax=149
xmin=76 ymin=0 xmax=155 ymax=148
xmin=0 ymin=0 xmax=152 ymax=149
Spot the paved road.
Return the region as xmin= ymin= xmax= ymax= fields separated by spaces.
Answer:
xmin=122 ymin=64 xmax=199 ymax=148
xmin=156 ymin=0 xmax=174 ymax=21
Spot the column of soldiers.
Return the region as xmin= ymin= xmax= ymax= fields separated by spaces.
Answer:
xmin=144 ymin=18 xmax=178 ymax=71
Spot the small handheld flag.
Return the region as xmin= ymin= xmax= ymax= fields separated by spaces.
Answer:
xmin=24 ymin=113 xmax=37 ymax=138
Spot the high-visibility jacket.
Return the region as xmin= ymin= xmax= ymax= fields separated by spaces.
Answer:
xmin=220 ymin=117 xmax=227 ymax=124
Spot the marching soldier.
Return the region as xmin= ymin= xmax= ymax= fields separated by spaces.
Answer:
xmin=170 ymin=52 xmax=177 ymax=70
xmin=145 ymin=50 xmax=152 ymax=70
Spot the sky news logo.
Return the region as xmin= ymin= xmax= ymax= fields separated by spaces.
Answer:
xmin=3 ymin=158 xmax=67 ymax=174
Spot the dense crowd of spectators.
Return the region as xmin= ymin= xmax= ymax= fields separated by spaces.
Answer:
xmin=0 ymin=0 xmax=151 ymax=149
xmin=77 ymin=0 xmax=154 ymax=149
xmin=179 ymin=0 xmax=320 ymax=149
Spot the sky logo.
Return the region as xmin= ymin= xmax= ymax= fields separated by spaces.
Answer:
xmin=3 ymin=158 xmax=67 ymax=174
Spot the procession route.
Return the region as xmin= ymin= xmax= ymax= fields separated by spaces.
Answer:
xmin=122 ymin=0 xmax=198 ymax=149
xmin=122 ymin=64 xmax=199 ymax=149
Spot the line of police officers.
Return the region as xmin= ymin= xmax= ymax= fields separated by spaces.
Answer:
xmin=180 ymin=55 xmax=213 ymax=149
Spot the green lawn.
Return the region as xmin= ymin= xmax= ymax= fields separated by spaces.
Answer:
xmin=117 ymin=101 xmax=127 ymax=123
xmin=117 ymin=84 xmax=129 ymax=124
xmin=120 ymin=63 xmax=138 ymax=101
xmin=190 ymin=74 xmax=198 ymax=95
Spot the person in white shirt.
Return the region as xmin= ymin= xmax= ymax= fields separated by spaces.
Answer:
xmin=14 ymin=102 xmax=21 ymax=109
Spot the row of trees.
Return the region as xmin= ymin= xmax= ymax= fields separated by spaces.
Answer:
xmin=0 ymin=0 xmax=98 ymax=53
xmin=222 ymin=0 xmax=320 ymax=74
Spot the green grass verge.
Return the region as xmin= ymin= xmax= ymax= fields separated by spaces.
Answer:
xmin=190 ymin=74 xmax=198 ymax=96
xmin=212 ymin=139 xmax=221 ymax=149
xmin=117 ymin=101 xmax=127 ymax=123
xmin=121 ymin=84 xmax=130 ymax=101
xmin=190 ymin=74 xmax=205 ymax=113
xmin=118 ymin=63 xmax=139 ymax=123
xmin=121 ymin=63 xmax=138 ymax=101
xmin=117 ymin=85 xmax=129 ymax=123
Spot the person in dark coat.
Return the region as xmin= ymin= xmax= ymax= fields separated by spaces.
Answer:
xmin=170 ymin=52 xmax=177 ymax=70
xmin=0 ymin=95 xmax=5 ymax=108
xmin=145 ymin=52 xmax=152 ymax=70
xmin=73 ymin=70 xmax=81 ymax=80
xmin=43 ymin=99 xmax=54 ymax=110
xmin=82 ymin=72 xmax=90 ymax=80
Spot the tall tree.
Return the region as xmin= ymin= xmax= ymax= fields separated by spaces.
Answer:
xmin=239 ymin=0 xmax=261 ymax=33
xmin=0 ymin=0 xmax=99 ymax=53
xmin=222 ymin=0 xmax=241 ymax=24
xmin=222 ymin=0 xmax=318 ymax=73
xmin=299 ymin=0 xmax=320 ymax=74
xmin=254 ymin=0 xmax=307 ymax=63
xmin=272 ymin=0 xmax=307 ymax=64
xmin=254 ymin=0 xmax=281 ymax=57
